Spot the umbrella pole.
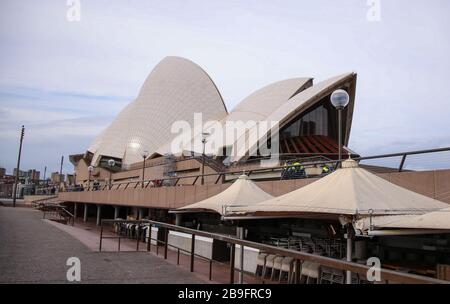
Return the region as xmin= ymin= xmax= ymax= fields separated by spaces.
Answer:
xmin=346 ymin=225 xmax=353 ymax=284
xmin=237 ymin=227 xmax=245 ymax=284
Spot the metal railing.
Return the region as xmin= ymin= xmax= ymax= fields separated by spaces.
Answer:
xmin=99 ymin=219 xmax=448 ymax=284
xmin=40 ymin=203 xmax=75 ymax=226
xmin=70 ymin=146 xmax=450 ymax=192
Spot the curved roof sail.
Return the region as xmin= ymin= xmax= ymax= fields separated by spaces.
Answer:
xmin=230 ymin=73 xmax=357 ymax=162
xmin=87 ymin=56 xmax=228 ymax=166
xmin=175 ymin=175 xmax=273 ymax=216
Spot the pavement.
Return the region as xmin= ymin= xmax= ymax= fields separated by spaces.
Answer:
xmin=0 ymin=206 xmax=204 ymax=284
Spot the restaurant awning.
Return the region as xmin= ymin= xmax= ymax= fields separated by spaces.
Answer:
xmin=172 ymin=174 xmax=273 ymax=216
xmin=226 ymin=159 xmax=448 ymax=219
xmin=375 ymin=207 xmax=450 ymax=230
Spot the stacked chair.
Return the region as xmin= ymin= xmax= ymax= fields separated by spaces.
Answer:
xmin=255 ymin=235 xmax=370 ymax=284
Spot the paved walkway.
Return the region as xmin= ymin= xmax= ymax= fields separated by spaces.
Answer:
xmin=0 ymin=207 xmax=204 ymax=284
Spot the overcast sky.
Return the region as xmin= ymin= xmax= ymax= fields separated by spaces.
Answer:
xmin=1 ymin=0 xmax=449 ymax=174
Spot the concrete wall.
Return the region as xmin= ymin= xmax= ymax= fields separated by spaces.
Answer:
xmin=60 ymin=169 xmax=450 ymax=208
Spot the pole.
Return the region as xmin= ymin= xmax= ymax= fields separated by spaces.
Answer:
xmin=12 ymin=125 xmax=25 ymax=207
xmin=59 ymin=155 xmax=64 ymax=184
xmin=346 ymin=225 xmax=353 ymax=284
xmin=201 ymin=139 xmax=206 ymax=185
xmin=238 ymin=227 xmax=245 ymax=284
xmin=142 ymin=156 xmax=146 ymax=188
xmin=338 ymin=107 xmax=342 ymax=167
xmin=230 ymin=243 xmax=236 ymax=284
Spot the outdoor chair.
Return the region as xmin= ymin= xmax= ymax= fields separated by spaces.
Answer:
xmin=262 ymin=254 xmax=277 ymax=279
xmin=319 ymin=266 xmax=345 ymax=284
xmin=299 ymin=261 xmax=320 ymax=284
xmin=270 ymin=256 xmax=284 ymax=281
xmin=255 ymin=253 xmax=268 ymax=277
xmin=280 ymin=257 xmax=295 ymax=282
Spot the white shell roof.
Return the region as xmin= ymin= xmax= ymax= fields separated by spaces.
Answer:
xmin=88 ymin=56 xmax=228 ymax=166
xmin=231 ymin=73 xmax=357 ymax=161
xmin=87 ymin=56 xmax=357 ymax=167
xmin=152 ymin=77 xmax=313 ymax=157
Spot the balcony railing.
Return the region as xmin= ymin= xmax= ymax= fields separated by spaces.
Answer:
xmin=99 ymin=219 xmax=448 ymax=284
xmin=65 ymin=146 xmax=450 ymax=192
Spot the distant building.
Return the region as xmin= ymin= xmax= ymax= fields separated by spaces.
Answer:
xmin=12 ymin=168 xmax=40 ymax=180
xmin=0 ymin=167 xmax=6 ymax=178
xmin=27 ymin=169 xmax=40 ymax=180
xmin=51 ymin=172 xmax=61 ymax=184
xmin=66 ymin=174 xmax=75 ymax=185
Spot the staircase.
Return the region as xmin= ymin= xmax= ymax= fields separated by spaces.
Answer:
xmin=33 ymin=196 xmax=74 ymax=225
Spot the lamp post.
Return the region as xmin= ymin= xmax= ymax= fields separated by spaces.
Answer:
xmin=141 ymin=150 xmax=149 ymax=188
xmin=88 ymin=165 xmax=94 ymax=190
xmin=330 ymin=89 xmax=350 ymax=167
xmin=201 ymin=132 xmax=210 ymax=185
xmin=107 ymin=159 xmax=115 ymax=189
xmin=12 ymin=125 xmax=25 ymax=207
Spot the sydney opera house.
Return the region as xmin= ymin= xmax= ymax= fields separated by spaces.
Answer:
xmin=70 ymin=56 xmax=357 ymax=185
xmin=56 ymin=57 xmax=450 ymax=284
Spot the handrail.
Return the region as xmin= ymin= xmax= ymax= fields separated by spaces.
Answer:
xmin=41 ymin=203 xmax=74 ymax=226
xmin=64 ymin=146 xmax=450 ymax=192
xmin=100 ymin=218 xmax=449 ymax=284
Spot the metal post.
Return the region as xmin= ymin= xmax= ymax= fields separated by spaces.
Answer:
xmin=237 ymin=227 xmax=245 ymax=284
xmin=398 ymin=154 xmax=407 ymax=172
xmin=190 ymin=234 xmax=195 ymax=272
xmin=109 ymin=171 xmax=112 ymax=189
xmin=73 ymin=203 xmax=78 ymax=218
xmin=83 ymin=203 xmax=88 ymax=222
xmin=114 ymin=206 xmax=120 ymax=219
xmin=230 ymin=243 xmax=236 ymax=284
xmin=142 ymin=157 xmax=146 ymax=188
xmin=12 ymin=125 xmax=25 ymax=207
xmin=59 ymin=155 xmax=64 ymax=183
xmin=346 ymin=225 xmax=353 ymax=284
xmin=201 ymin=139 xmax=206 ymax=185
xmin=96 ymin=205 xmax=102 ymax=226
xmin=136 ymin=224 xmax=140 ymax=251
xmin=99 ymin=223 xmax=103 ymax=252
xmin=338 ymin=108 xmax=342 ymax=167
xmin=164 ymin=228 xmax=169 ymax=259
xmin=209 ymin=260 xmax=213 ymax=281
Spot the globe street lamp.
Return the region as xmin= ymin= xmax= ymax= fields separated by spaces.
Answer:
xmin=141 ymin=150 xmax=149 ymax=188
xmin=107 ymin=159 xmax=115 ymax=189
xmin=201 ymin=132 xmax=210 ymax=185
xmin=88 ymin=165 xmax=94 ymax=190
xmin=330 ymin=89 xmax=350 ymax=167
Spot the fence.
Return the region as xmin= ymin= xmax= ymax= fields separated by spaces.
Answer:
xmin=99 ymin=219 xmax=448 ymax=284
xmin=67 ymin=146 xmax=450 ymax=192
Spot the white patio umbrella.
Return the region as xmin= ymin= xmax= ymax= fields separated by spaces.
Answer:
xmin=172 ymin=174 xmax=273 ymax=216
xmin=226 ymin=159 xmax=448 ymax=283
